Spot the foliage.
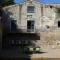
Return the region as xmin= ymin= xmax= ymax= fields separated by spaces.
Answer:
xmin=0 ymin=0 xmax=15 ymax=7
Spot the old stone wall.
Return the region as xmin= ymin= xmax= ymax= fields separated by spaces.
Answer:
xmin=3 ymin=2 xmax=60 ymax=49
xmin=38 ymin=29 xmax=60 ymax=49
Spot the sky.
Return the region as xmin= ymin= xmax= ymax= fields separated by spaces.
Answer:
xmin=14 ymin=0 xmax=60 ymax=4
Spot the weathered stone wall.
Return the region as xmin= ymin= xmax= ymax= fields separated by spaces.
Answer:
xmin=3 ymin=4 xmax=20 ymax=31
xmin=3 ymin=1 xmax=60 ymax=49
xmin=37 ymin=29 xmax=60 ymax=49
xmin=3 ymin=2 xmax=56 ymax=32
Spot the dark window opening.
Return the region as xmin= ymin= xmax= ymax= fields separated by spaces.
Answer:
xmin=50 ymin=6 xmax=53 ymax=9
xmin=27 ymin=20 xmax=34 ymax=32
xmin=27 ymin=6 xmax=35 ymax=13
xmin=46 ymin=25 xmax=50 ymax=29
xmin=11 ymin=20 xmax=17 ymax=31
xmin=58 ymin=21 xmax=60 ymax=27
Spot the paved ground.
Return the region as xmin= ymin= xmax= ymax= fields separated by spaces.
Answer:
xmin=31 ymin=49 xmax=60 ymax=58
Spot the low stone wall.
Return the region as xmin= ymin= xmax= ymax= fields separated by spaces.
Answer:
xmin=39 ymin=29 xmax=60 ymax=49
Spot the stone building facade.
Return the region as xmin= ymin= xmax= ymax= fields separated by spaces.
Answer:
xmin=2 ymin=0 xmax=60 ymax=49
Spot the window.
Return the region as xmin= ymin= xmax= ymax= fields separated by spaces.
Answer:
xmin=46 ymin=25 xmax=50 ymax=29
xmin=11 ymin=20 xmax=17 ymax=31
xmin=50 ymin=6 xmax=53 ymax=9
xmin=58 ymin=21 xmax=60 ymax=27
xmin=27 ymin=20 xmax=35 ymax=32
xmin=27 ymin=6 xmax=35 ymax=13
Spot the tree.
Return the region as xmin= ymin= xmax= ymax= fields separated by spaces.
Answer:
xmin=0 ymin=0 xmax=15 ymax=7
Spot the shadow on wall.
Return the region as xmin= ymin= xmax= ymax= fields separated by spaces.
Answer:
xmin=2 ymin=9 xmax=40 ymax=40
xmin=2 ymin=9 xmax=28 ymax=33
xmin=0 ymin=7 xmax=42 ymax=59
xmin=1 ymin=8 xmax=31 ymax=60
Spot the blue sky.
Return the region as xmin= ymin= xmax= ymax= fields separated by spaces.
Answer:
xmin=14 ymin=0 xmax=60 ymax=4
